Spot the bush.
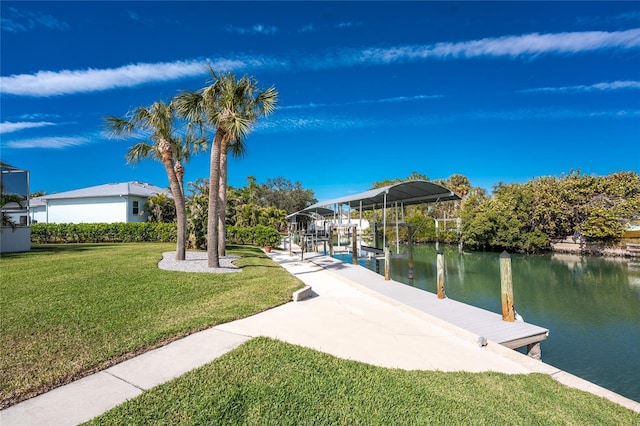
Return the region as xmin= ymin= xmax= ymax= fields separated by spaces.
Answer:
xmin=226 ymin=225 xmax=281 ymax=248
xmin=31 ymin=223 xmax=282 ymax=248
xmin=31 ymin=223 xmax=177 ymax=244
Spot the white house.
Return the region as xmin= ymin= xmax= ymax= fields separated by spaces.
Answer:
xmin=34 ymin=182 xmax=170 ymax=224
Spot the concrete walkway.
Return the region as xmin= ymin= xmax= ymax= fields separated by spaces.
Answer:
xmin=2 ymin=249 xmax=639 ymax=425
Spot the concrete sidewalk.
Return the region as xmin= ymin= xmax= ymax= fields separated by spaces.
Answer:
xmin=2 ymin=248 xmax=639 ymax=425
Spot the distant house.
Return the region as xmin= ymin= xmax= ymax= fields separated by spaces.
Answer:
xmin=34 ymin=182 xmax=170 ymax=224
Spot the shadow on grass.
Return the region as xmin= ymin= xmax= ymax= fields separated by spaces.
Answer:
xmin=1 ymin=243 xmax=117 ymax=259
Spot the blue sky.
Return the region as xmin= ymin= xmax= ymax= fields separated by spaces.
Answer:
xmin=1 ymin=1 xmax=639 ymax=202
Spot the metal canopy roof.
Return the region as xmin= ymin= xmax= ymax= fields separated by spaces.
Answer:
xmin=303 ymin=180 xmax=460 ymax=215
xmin=287 ymin=207 xmax=334 ymax=219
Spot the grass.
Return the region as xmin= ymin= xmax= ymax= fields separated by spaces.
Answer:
xmin=0 ymin=243 xmax=303 ymax=408
xmin=86 ymin=337 xmax=639 ymax=425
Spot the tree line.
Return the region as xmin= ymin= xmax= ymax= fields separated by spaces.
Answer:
xmin=143 ymin=168 xmax=638 ymax=254
xmin=461 ymin=170 xmax=640 ymax=252
xmin=362 ymin=170 xmax=639 ymax=252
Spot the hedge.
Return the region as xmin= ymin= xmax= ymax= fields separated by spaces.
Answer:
xmin=226 ymin=225 xmax=281 ymax=247
xmin=30 ymin=223 xmax=282 ymax=247
xmin=30 ymin=223 xmax=177 ymax=244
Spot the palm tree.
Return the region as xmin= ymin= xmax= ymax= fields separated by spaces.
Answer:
xmin=174 ymin=68 xmax=277 ymax=267
xmin=105 ymin=101 xmax=207 ymax=260
xmin=218 ymin=139 xmax=247 ymax=256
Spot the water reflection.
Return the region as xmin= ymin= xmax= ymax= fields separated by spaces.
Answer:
xmin=335 ymin=244 xmax=640 ymax=403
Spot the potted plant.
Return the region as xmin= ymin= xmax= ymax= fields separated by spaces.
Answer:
xmin=253 ymin=225 xmax=281 ymax=252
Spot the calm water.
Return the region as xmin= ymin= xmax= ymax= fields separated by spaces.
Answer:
xmin=334 ymin=244 xmax=640 ymax=402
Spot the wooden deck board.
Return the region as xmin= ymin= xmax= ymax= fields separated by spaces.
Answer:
xmin=304 ymin=253 xmax=549 ymax=348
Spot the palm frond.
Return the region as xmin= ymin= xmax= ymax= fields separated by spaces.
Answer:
xmin=104 ymin=116 xmax=135 ymax=137
xmin=228 ymin=138 xmax=247 ymax=159
xmin=173 ymin=90 xmax=205 ymax=121
xmin=125 ymin=142 xmax=156 ymax=164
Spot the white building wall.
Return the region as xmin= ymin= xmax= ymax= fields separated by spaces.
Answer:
xmin=0 ymin=226 xmax=31 ymax=253
xmin=30 ymin=206 xmax=46 ymax=224
xmin=126 ymin=196 xmax=149 ymax=223
xmin=46 ymin=197 xmax=127 ymax=223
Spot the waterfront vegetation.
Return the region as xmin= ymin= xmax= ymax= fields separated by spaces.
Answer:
xmin=460 ymin=170 xmax=640 ymax=252
xmin=87 ymin=337 xmax=639 ymax=425
xmin=366 ymin=170 xmax=640 ymax=253
xmin=0 ymin=243 xmax=303 ymax=408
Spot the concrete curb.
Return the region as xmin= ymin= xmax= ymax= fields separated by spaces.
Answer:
xmin=292 ymin=285 xmax=314 ymax=302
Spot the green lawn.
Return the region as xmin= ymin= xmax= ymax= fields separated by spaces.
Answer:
xmin=86 ymin=337 xmax=639 ymax=425
xmin=0 ymin=243 xmax=303 ymax=408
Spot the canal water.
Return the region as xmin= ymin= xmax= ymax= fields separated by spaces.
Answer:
xmin=334 ymin=244 xmax=640 ymax=403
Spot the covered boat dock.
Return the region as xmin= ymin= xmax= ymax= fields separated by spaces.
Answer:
xmin=286 ymin=180 xmax=549 ymax=358
xmin=290 ymin=179 xmax=461 ymax=256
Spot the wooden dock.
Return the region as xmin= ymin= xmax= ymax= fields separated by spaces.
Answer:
xmin=301 ymin=252 xmax=549 ymax=357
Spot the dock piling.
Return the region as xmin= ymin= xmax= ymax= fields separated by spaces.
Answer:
xmin=408 ymin=229 xmax=414 ymax=279
xmin=500 ymin=251 xmax=515 ymax=322
xmin=437 ymin=250 xmax=446 ymax=299
xmin=351 ymin=226 xmax=358 ymax=265
xmin=384 ymin=246 xmax=390 ymax=280
xmin=329 ymin=227 xmax=334 ymax=257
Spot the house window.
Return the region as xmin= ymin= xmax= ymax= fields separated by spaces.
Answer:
xmin=133 ymin=201 xmax=139 ymax=215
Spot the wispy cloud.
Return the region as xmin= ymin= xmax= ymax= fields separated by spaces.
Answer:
xmin=4 ymin=136 xmax=91 ymax=149
xmin=1 ymin=7 xmax=69 ymax=32
xmin=461 ymin=108 xmax=640 ymax=121
xmin=18 ymin=113 xmax=61 ymax=121
xmin=520 ymin=80 xmax=640 ymax=94
xmin=347 ymin=29 xmax=640 ymax=66
xmin=280 ymin=94 xmax=443 ymax=110
xmin=258 ymin=107 xmax=640 ymax=134
xmin=256 ymin=115 xmax=375 ymax=134
xmin=576 ymin=11 xmax=640 ymax=28
xmin=0 ymin=58 xmax=253 ymax=97
xmin=125 ymin=10 xmax=154 ymax=27
xmin=298 ymin=23 xmax=315 ymax=33
xmin=2 ymin=29 xmax=638 ymax=97
xmin=225 ymin=24 xmax=278 ymax=35
xmin=0 ymin=121 xmax=56 ymax=134
xmin=337 ymin=21 xmax=362 ymax=29
xmin=299 ymin=20 xmax=361 ymax=33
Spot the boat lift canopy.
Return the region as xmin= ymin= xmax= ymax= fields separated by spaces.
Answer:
xmin=302 ymin=180 xmax=460 ymax=215
xmin=293 ymin=180 xmax=461 ymax=254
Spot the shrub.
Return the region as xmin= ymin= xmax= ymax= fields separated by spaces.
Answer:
xmin=31 ymin=223 xmax=177 ymax=244
xmin=226 ymin=225 xmax=281 ymax=248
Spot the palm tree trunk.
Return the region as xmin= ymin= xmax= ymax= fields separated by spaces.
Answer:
xmin=208 ymin=132 xmax=224 ymax=268
xmin=159 ymin=140 xmax=186 ymax=261
xmin=218 ymin=148 xmax=228 ymax=257
xmin=174 ymin=161 xmax=185 ymax=194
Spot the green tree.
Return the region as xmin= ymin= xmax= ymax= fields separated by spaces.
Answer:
xmin=371 ymin=171 xmax=428 ymax=189
xmin=145 ymin=193 xmax=176 ymax=223
xmin=105 ymin=101 xmax=206 ymax=260
xmin=579 ymin=208 xmax=625 ymax=241
xmin=174 ymin=68 xmax=277 ymax=267
xmin=185 ymin=178 xmax=210 ymax=249
xmin=460 ymin=170 xmax=640 ymax=252
xmin=256 ymin=177 xmax=316 ymax=213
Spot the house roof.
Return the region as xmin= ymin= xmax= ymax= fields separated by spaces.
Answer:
xmin=42 ymin=182 xmax=170 ymax=200
xmin=302 ymin=180 xmax=460 ymax=215
xmin=29 ymin=197 xmax=46 ymax=207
